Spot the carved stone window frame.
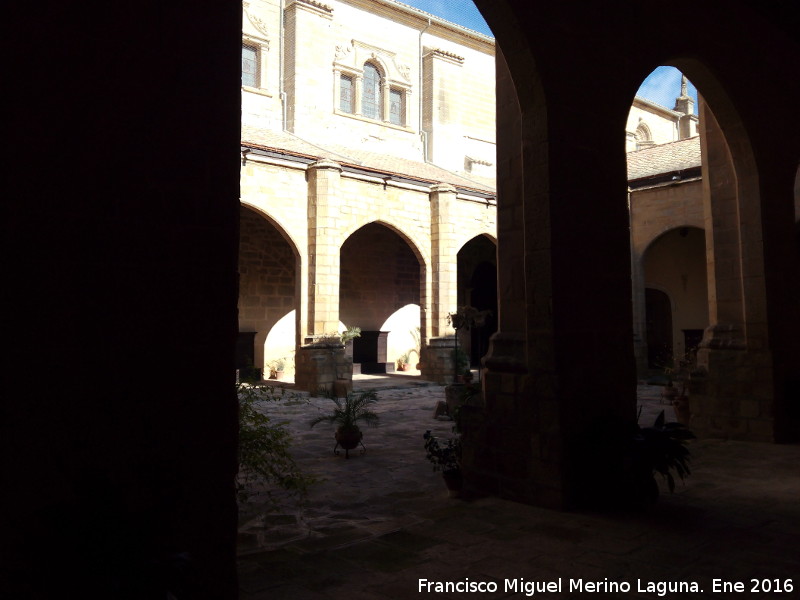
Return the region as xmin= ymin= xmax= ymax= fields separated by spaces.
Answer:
xmin=333 ymin=39 xmax=413 ymax=130
xmin=242 ymin=33 xmax=270 ymax=93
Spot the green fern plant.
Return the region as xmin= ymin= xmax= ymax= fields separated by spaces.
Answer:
xmin=309 ymin=390 xmax=380 ymax=431
xmin=237 ymin=383 xmax=314 ymax=506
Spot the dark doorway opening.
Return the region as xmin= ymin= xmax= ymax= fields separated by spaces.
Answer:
xmin=645 ymin=287 xmax=673 ymax=368
xmin=469 ymin=261 xmax=498 ymax=367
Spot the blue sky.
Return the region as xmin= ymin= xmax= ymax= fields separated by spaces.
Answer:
xmin=398 ymin=0 xmax=493 ymax=37
xmin=637 ymin=66 xmax=699 ymax=110
xmin=397 ymin=1 xmax=699 ymax=110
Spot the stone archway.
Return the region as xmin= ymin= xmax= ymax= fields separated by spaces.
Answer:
xmin=642 ymin=226 xmax=709 ymax=367
xmin=457 ymin=235 xmax=498 ymax=367
xmin=238 ymin=205 xmax=300 ymax=380
xmin=340 ymin=222 xmax=422 ymax=373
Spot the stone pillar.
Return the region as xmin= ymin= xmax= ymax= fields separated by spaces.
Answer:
xmin=333 ymin=68 xmax=341 ymax=110
xmin=629 ymin=193 xmax=649 ymax=377
xmin=420 ymin=182 xmax=459 ymax=383
xmin=381 ymin=81 xmax=391 ymax=123
xmin=463 ymin=46 xmax=637 ymax=510
xmin=257 ymin=43 xmax=269 ymax=89
xmin=463 ymin=47 xmax=533 ymax=503
xmin=297 ymin=159 xmax=352 ymax=393
xmin=690 ymin=98 xmax=776 ymax=440
xmin=429 ymin=182 xmax=458 ymax=336
xmin=306 ymin=159 xmax=342 ymax=336
xmin=354 ymin=75 xmax=363 ymax=115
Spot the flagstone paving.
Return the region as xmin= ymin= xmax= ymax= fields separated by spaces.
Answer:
xmin=237 ymin=376 xmax=800 ymax=599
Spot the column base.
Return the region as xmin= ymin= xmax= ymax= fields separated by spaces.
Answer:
xmin=294 ymin=341 xmax=353 ymax=396
xmin=688 ymin=328 xmax=776 ymax=441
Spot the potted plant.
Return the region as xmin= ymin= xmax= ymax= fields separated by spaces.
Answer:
xmin=627 ymin=410 xmax=695 ymax=506
xmin=309 ymin=390 xmax=379 ymax=458
xmin=583 ymin=409 xmax=695 ymax=509
xmin=397 ymin=352 xmax=411 ymax=371
xmin=452 ymin=347 xmax=469 ymax=381
xmin=659 ymin=354 xmax=679 ymax=403
xmin=423 ymin=430 xmax=462 ymax=496
xmin=338 ymin=326 xmax=361 ymax=360
xmin=447 ymin=306 xmax=491 ymax=383
xmin=268 ymin=358 xmax=285 ymax=380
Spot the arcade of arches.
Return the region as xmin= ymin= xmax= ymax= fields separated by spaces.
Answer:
xmin=239 ymin=146 xmax=498 ymax=387
xmin=8 ymin=1 xmax=800 ymax=596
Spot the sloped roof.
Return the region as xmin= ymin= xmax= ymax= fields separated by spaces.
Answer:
xmin=627 ymin=136 xmax=701 ymax=181
xmin=241 ymin=125 xmax=496 ymax=195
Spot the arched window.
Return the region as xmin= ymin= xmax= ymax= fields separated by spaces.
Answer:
xmin=362 ymin=63 xmax=382 ymax=120
xmin=635 ymin=122 xmax=653 ymax=149
xmin=339 ymin=74 xmax=353 ymax=113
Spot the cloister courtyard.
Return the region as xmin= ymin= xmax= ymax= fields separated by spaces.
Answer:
xmin=236 ymin=376 xmax=800 ymax=599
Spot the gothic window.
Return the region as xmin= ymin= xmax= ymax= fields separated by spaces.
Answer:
xmin=242 ymin=44 xmax=259 ymax=88
xmin=389 ymin=88 xmax=405 ymax=126
xmin=362 ymin=63 xmax=382 ymax=120
xmin=340 ymin=74 xmax=353 ymax=113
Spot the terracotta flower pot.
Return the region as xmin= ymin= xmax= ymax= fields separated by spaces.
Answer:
xmin=335 ymin=426 xmax=363 ymax=458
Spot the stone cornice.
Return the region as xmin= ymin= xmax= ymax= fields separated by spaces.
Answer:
xmin=424 ymin=48 xmax=465 ymax=66
xmin=288 ymin=0 xmax=333 ymax=17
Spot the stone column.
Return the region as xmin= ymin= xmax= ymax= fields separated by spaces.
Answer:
xmin=306 ymin=159 xmax=342 ymax=337
xmin=462 ymin=47 xmax=531 ymax=503
xmin=354 ymin=75 xmax=363 ymax=115
xmin=296 ymin=159 xmax=352 ymax=393
xmin=690 ymin=98 xmax=775 ymax=440
xmin=257 ymin=43 xmax=269 ymax=89
xmin=482 ymin=48 xmax=526 ymax=377
xmin=420 ymin=182 xmax=459 ymax=383
xmin=382 ymin=81 xmax=391 ymax=123
xmin=629 ymin=191 xmax=649 ymax=376
xmin=429 ymin=182 xmax=459 ymax=336
xmin=333 ymin=68 xmax=341 ymax=110
xmin=463 ymin=46 xmax=637 ymax=510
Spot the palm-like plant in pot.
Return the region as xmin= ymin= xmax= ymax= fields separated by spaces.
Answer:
xmin=583 ymin=409 xmax=694 ymax=509
xmin=310 ymin=390 xmax=379 ymax=458
xmin=629 ymin=410 xmax=694 ymax=503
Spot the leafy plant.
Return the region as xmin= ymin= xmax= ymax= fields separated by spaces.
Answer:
xmin=631 ymin=410 xmax=695 ymax=493
xmin=423 ymin=431 xmax=461 ymax=474
xmin=237 ymin=383 xmax=314 ymax=506
xmin=308 ymin=333 xmax=344 ymax=346
xmin=309 ymin=390 xmax=380 ymax=431
xmin=582 ymin=409 xmax=695 ymax=508
xmin=452 ymin=347 xmax=469 ymax=374
xmin=397 ymin=352 xmax=409 ymax=368
xmin=340 ymin=326 xmax=361 ymax=345
xmin=447 ymin=305 xmax=491 ymax=331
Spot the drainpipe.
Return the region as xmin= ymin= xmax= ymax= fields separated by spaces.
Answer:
xmin=279 ymin=0 xmax=288 ymax=131
xmin=419 ymin=17 xmax=431 ymax=162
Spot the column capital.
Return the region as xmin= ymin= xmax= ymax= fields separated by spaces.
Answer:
xmin=430 ymin=182 xmax=457 ymax=194
xmin=308 ymin=159 xmax=342 ymax=171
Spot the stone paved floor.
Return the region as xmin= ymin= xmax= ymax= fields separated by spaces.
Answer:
xmin=237 ymin=376 xmax=800 ymax=599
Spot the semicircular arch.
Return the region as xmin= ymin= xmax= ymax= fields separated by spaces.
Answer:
xmin=640 ymin=225 xmax=705 ymax=259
